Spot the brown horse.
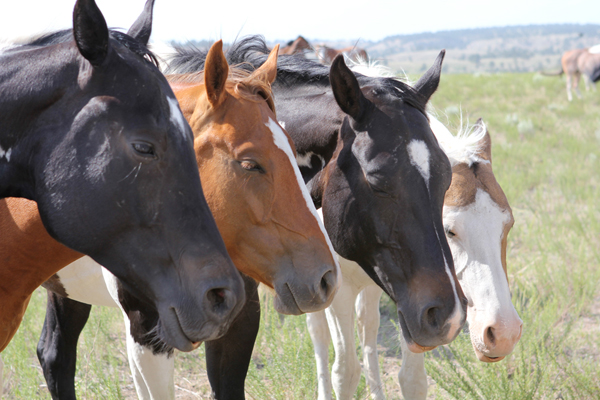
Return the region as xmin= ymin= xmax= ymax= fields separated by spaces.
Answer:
xmin=279 ymin=35 xmax=312 ymax=55
xmin=315 ymin=44 xmax=368 ymax=64
xmin=1 ymin=41 xmax=339 ymax=357
xmin=544 ymin=47 xmax=600 ymax=101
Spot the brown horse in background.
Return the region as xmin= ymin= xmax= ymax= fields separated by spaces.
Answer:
xmin=544 ymin=47 xmax=600 ymax=101
xmin=315 ymin=44 xmax=368 ymax=64
xmin=279 ymin=35 xmax=312 ymax=55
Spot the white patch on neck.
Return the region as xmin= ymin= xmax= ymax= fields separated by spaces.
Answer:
xmin=407 ymin=140 xmax=430 ymax=186
xmin=296 ymin=151 xmax=326 ymax=170
xmin=0 ymin=145 xmax=12 ymax=162
xmin=265 ymin=118 xmax=341 ymax=284
xmin=167 ymin=96 xmax=189 ymax=142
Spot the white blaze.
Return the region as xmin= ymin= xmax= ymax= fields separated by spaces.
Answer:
xmin=265 ymin=118 xmax=341 ymax=285
xmin=407 ymin=140 xmax=430 ymax=186
xmin=167 ymin=97 xmax=189 ymax=142
xmin=0 ymin=145 xmax=12 ymax=162
xmin=443 ymin=189 xmax=521 ymax=350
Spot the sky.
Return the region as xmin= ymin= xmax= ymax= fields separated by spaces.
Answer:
xmin=0 ymin=0 xmax=599 ymax=45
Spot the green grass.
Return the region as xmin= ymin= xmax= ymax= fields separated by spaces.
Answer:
xmin=2 ymin=72 xmax=600 ymax=399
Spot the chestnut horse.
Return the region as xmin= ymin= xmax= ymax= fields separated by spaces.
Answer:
xmin=543 ymin=47 xmax=600 ymax=101
xmin=32 ymin=40 xmax=339 ymax=400
xmin=315 ymin=43 xmax=368 ymax=64
xmin=278 ymin=35 xmax=312 ymax=56
xmin=307 ymin=118 xmax=522 ymax=400
xmin=0 ymin=0 xmax=244 ymax=355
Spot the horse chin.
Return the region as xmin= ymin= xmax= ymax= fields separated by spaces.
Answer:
xmin=272 ymin=288 xmax=303 ymax=315
xmin=156 ymin=306 xmax=227 ymax=352
xmin=474 ymin=348 xmax=506 ymax=363
xmin=397 ymin=309 xmax=438 ymax=354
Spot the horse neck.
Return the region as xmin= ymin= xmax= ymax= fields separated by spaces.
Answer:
xmin=272 ymin=81 xmax=344 ymax=184
xmin=0 ymin=44 xmax=80 ymax=199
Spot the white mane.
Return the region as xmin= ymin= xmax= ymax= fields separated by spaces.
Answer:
xmin=348 ymin=59 xmax=488 ymax=167
xmin=428 ymin=115 xmax=488 ymax=167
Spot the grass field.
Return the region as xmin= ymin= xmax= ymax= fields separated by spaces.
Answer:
xmin=2 ymin=72 xmax=600 ymax=399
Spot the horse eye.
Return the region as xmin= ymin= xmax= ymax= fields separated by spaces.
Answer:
xmin=368 ymin=182 xmax=391 ymax=198
xmin=445 ymin=227 xmax=456 ymax=238
xmin=240 ymin=160 xmax=264 ymax=173
xmin=132 ymin=142 xmax=155 ymax=156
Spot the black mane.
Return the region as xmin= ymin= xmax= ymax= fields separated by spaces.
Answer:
xmin=18 ymin=28 xmax=159 ymax=67
xmin=167 ymin=35 xmax=428 ymax=114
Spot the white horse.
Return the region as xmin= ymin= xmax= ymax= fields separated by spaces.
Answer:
xmin=306 ymin=117 xmax=523 ymax=400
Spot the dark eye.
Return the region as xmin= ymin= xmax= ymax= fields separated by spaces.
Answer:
xmin=132 ymin=142 xmax=155 ymax=157
xmin=369 ymin=183 xmax=392 ymax=198
xmin=445 ymin=227 xmax=456 ymax=238
xmin=240 ymin=160 xmax=264 ymax=173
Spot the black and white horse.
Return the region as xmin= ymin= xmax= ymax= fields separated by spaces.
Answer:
xmin=0 ymin=0 xmax=244 ymax=353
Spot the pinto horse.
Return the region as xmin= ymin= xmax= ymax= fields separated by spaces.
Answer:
xmin=32 ymin=40 xmax=339 ymax=399
xmin=307 ymin=118 xmax=523 ymax=400
xmin=0 ymin=0 xmax=244 ymax=354
xmin=543 ymin=47 xmax=600 ymax=101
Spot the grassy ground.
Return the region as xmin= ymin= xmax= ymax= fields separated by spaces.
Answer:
xmin=2 ymin=72 xmax=600 ymax=399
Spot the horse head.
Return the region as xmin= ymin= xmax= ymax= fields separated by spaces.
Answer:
xmin=22 ymin=0 xmax=245 ymax=351
xmin=439 ymin=119 xmax=522 ymax=362
xmin=313 ymin=53 xmax=467 ymax=351
xmin=171 ymin=41 xmax=340 ymax=315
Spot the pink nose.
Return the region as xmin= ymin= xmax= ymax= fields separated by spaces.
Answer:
xmin=480 ymin=318 xmax=523 ymax=358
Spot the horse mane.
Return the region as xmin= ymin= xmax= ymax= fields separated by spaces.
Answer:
xmin=167 ymin=35 xmax=428 ymax=115
xmin=429 ymin=116 xmax=488 ymax=167
xmin=167 ymin=64 xmax=276 ymax=113
xmin=13 ymin=28 xmax=159 ymax=67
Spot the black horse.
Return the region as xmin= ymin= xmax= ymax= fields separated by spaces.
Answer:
xmin=0 ymin=0 xmax=244 ymax=353
xmin=37 ymin=35 xmax=468 ymax=399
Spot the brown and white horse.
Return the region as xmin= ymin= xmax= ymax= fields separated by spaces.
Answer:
xmin=307 ymin=118 xmax=523 ymax=400
xmin=544 ymin=47 xmax=600 ymax=101
xmin=33 ymin=40 xmax=339 ymax=400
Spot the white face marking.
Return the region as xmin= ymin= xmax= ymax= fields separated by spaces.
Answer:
xmin=265 ymin=118 xmax=341 ymax=285
xmin=167 ymin=97 xmax=189 ymax=142
xmin=443 ymin=189 xmax=521 ymax=349
xmin=278 ymin=120 xmax=286 ymax=129
xmin=407 ymin=140 xmax=430 ymax=186
xmin=0 ymin=145 xmax=12 ymax=162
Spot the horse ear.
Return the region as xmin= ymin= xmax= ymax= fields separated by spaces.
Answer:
xmin=475 ymin=118 xmax=492 ymax=163
xmin=250 ymin=44 xmax=279 ymax=84
xmin=204 ymin=40 xmax=229 ymax=109
xmin=127 ymin=0 xmax=155 ymax=46
xmin=330 ymin=54 xmax=370 ymax=123
xmin=413 ymin=50 xmax=445 ymax=103
xmin=73 ymin=0 xmax=110 ymax=66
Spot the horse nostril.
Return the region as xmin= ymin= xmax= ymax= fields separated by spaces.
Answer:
xmin=206 ymin=288 xmax=229 ymax=315
xmin=425 ymin=306 xmax=439 ymax=329
xmin=318 ymin=270 xmax=334 ymax=298
xmin=485 ymin=326 xmax=496 ymax=346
